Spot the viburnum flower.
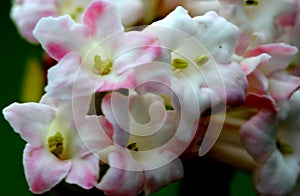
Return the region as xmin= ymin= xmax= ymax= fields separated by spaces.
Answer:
xmin=33 ymin=0 xmax=162 ymax=100
xmin=240 ymin=90 xmax=300 ymax=196
xmin=11 ymin=0 xmax=144 ymax=42
xmin=238 ymin=43 xmax=300 ymax=110
xmin=218 ymin=0 xmax=296 ymax=54
xmin=2 ymin=94 xmax=111 ymax=194
xmin=95 ymin=91 xmax=185 ymax=195
xmin=147 ymin=8 xmax=248 ymax=109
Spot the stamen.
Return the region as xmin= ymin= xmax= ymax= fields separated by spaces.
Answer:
xmin=194 ymin=54 xmax=209 ymax=66
xmin=172 ymin=58 xmax=189 ymax=69
xmin=93 ymin=55 xmax=113 ymax=75
xmin=276 ymin=138 xmax=294 ymax=155
xmin=127 ymin=142 xmax=139 ymax=152
xmin=245 ymin=0 xmax=259 ymax=6
xmin=48 ymin=132 xmax=64 ymax=158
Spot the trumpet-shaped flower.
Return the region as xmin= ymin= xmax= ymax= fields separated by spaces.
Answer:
xmin=95 ymin=91 xmax=186 ymax=195
xmin=2 ymin=95 xmax=111 ymax=193
xmin=33 ymin=0 xmax=162 ymax=100
xmin=11 ymin=0 xmax=144 ymax=42
xmin=240 ymin=90 xmax=300 ymax=195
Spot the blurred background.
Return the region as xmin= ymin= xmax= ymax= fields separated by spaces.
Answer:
xmin=0 ymin=1 xmax=258 ymax=195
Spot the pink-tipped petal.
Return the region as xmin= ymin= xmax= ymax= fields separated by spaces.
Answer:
xmin=82 ymin=0 xmax=124 ymax=39
xmin=23 ymin=144 xmax=71 ymax=194
xmin=3 ymin=102 xmax=56 ymax=146
xmin=65 ymin=154 xmax=99 ymax=189
xmin=10 ymin=0 xmax=57 ymax=43
xmin=33 ymin=15 xmax=89 ymax=60
xmin=114 ymin=31 xmax=162 ymax=74
xmin=97 ymin=150 xmax=145 ymax=196
xmin=45 ymin=52 xmax=98 ymax=100
xmin=245 ymin=43 xmax=298 ymax=75
xmin=240 ymin=110 xmax=278 ymax=164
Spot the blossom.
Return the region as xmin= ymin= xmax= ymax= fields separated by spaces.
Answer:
xmin=2 ymin=95 xmax=111 ymax=193
xmin=33 ymin=0 xmax=162 ymax=100
xmin=218 ymin=0 xmax=296 ymax=53
xmin=239 ymin=43 xmax=300 ymax=110
xmin=11 ymin=0 xmax=144 ymax=42
xmin=240 ymin=90 xmax=300 ymax=195
xmin=95 ymin=91 xmax=185 ymax=195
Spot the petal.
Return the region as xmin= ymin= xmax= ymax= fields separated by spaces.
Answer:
xmin=245 ymin=43 xmax=298 ymax=75
xmin=45 ymin=52 xmax=98 ymax=100
xmin=97 ymin=150 xmax=145 ymax=196
xmin=144 ymin=153 xmax=183 ymax=195
xmin=240 ymin=110 xmax=278 ymax=163
xmin=82 ymin=0 xmax=124 ymax=39
xmin=254 ymin=151 xmax=299 ymax=196
xmin=33 ymin=15 xmax=89 ymax=60
xmin=77 ymin=116 xmax=113 ymax=157
xmin=101 ymin=93 xmax=130 ymax=147
xmin=114 ymin=31 xmax=162 ymax=74
xmin=23 ymin=144 xmax=71 ymax=194
xmin=240 ymin=54 xmax=271 ymax=75
xmin=65 ymin=154 xmax=99 ymax=189
xmin=144 ymin=6 xmax=198 ymax=49
xmin=193 ymin=11 xmax=240 ymax=64
xmin=110 ymin=0 xmax=143 ymax=27
xmin=269 ymin=71 xmax=300 ymax=101
xmin=10 ymin=0 xmax=57 ymax=43
xmin=2 ymin=102 xmax=56 ymax=146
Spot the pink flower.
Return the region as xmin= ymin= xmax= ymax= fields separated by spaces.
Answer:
xmin=11 ymin=0 xmax=144 ymax=43
xmin=2 ymin=95 xmax=111 ymax=194
xmin=33 ymin=0 xmax=162 ymax=100
xmin=240 ymin=90 xmax=300 ymax=195
xmin=239 ymin=43 xmax=300 ymax=110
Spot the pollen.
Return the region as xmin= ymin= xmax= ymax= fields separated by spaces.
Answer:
xmin=93 ymin=55 xmax=113 ymax=75
xmin=48 ymin=132 xmax=64 ymax=158
xmin=127 ymin=142 xmax=139 ymax=152
xmin=194 ymin=54 xmax=209 ymax=66
xmin=172 ymin=58 xmax=189 ymax=69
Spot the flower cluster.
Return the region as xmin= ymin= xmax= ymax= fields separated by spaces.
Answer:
xmin=4 ymin=0 xmax=300 ymax=195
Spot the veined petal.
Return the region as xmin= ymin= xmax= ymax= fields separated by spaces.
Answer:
xmin=97 ymin=150 xmax=145 ymax=196
xmin=82 ymin=0 xmax=124 ymax=39
xmin=33 ymin=15 xmax=89 ymax=61
xmin=23 ymin=144 xmax=71 ymax=194
xmin=45 ymin=52 xmax=98 ymax=100
xmin=3 ymin=102 xmax=56 ymax=146
xmin=240 ymin=110 xmax=278 ymax=164
xmin=65 ymin=154 xmax=99 ymax=189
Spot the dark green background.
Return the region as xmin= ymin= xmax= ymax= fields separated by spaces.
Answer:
xmin=0 ymin=1 xmax=257 ymax=195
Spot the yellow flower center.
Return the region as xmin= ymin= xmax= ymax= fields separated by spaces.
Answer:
xmin=48 ymin=132 xmax=64 ymax=158
xmin=93 ymin=55 xmax=113 ymax=75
